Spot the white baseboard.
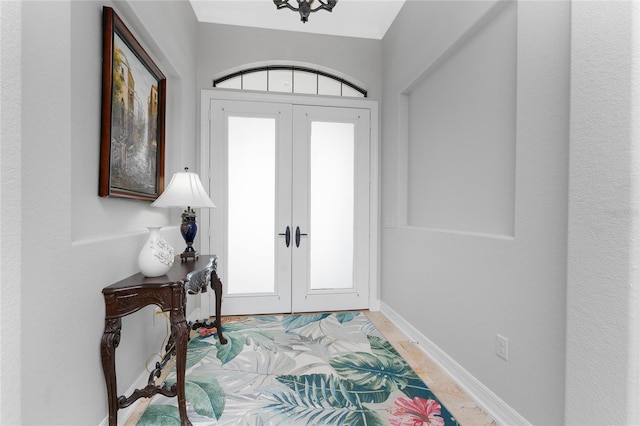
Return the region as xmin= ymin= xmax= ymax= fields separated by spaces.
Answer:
xmin=99 ymin=308 xmax=205 ymax=426
xmin=379 ymin=301 xmax=530 ymax=426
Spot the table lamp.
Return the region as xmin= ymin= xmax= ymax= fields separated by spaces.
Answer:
xmin=151 ymin=167 xmax=216 ymax=262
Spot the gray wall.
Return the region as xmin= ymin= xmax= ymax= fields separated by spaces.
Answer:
xmin=381 ymin=1 xmax=570 ymax=424
xmin=196 ymin=23 xmax=382 ymax=101
xmin=1 ymin=1 xmax=199 ymax=423
xmin=566 ymin=1 xmax=640 ymax=424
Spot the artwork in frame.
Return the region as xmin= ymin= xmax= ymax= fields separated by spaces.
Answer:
xmin=99 ymin=6 xmax=166 ymax=200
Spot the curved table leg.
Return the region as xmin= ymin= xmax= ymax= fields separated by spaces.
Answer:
xmin=101 ymin=318 xmax=122 ymax=426
xmin=210 ymin=270 xmax=227 ymax=344
xmin=170 ymin=307 xmax=192 ymax=426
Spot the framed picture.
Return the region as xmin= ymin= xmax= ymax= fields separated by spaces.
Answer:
xmin=99 ymin=6 xmax=166 ymax=200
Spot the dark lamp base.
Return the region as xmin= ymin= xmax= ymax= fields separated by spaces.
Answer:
xmin=180 ymin=250 xmax=199 ymax=262
xmin=180 ymin=207 xmax=199 ymax=262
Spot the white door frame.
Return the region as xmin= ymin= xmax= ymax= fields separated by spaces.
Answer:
xmin=198 ymin=89 xmax=380 ymax=316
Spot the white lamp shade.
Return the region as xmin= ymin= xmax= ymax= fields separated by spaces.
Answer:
xmin=151 ymin=169 xmax=216 ymax=208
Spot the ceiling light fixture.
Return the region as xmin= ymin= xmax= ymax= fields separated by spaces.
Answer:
xmin=273 ymin=0 xmax=338 ymax=23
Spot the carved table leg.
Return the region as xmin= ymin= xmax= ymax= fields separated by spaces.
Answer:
xmin=170 ymin=308 xmax=192 ymax=426
xmin=210 ymin=270 xmax=227 ymax=344
xmin=101 ymin=317 xmax=122 ymax=426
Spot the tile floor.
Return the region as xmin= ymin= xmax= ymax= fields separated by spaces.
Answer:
xmin=125 ymin=311 xmax=496 ymax=425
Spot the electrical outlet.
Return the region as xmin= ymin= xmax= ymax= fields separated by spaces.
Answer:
xmin=496 ymin=334 xmax=509 ymax=361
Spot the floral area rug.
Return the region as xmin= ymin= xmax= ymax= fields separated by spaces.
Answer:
xmin=137 ymin=312 xmax=460 ymax=425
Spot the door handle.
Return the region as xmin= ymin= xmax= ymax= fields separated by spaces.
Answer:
xmin=295 ymin=226 xmax=308 ymax=248
xmin=278 ymin=226 xmax=291 ymax=247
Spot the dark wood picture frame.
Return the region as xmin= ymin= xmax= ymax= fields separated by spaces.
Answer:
xmin=99 ymin=6 xmax=166 ymax=200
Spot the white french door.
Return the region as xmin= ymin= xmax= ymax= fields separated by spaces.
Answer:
xmin=291 ymin=106 xmax=370 ymax=313
xmin=205 ymin=95 xmax=372 ymax=315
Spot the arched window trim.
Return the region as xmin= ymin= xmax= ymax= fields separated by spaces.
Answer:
xmin=213 ymin=65 xmax=367 ymax=98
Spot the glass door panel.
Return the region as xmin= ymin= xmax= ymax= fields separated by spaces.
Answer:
xmin=227 ymin=116 xmax=276 ymax=294
xmin=309 ymin=121 xmax=355 ymax=290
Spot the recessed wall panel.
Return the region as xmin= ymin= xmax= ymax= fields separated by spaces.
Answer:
xmin=407 ymin=2 xmax=516 ymax=236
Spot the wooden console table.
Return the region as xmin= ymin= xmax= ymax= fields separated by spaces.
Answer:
xmin=100 ymin=255 xmax=226 ymax=426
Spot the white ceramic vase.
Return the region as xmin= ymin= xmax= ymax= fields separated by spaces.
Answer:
xmin=138 ymin=226 xmax=175 ymax=277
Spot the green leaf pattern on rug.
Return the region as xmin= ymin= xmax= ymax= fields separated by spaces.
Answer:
xmin=282 ymin=313 xmax=331 ymax=331
xmin=366 ymin=335 xmax=439 ymax=401
xmin=184 ymin=376 xmax=225 ymax=419
xmin=368 ymin=334 xmax=401 ymax=358
xmin=264 ymin=386 xmax=387 ymax=425
xmin=277 ymin=373 xmax=391 ymax=407
xmin=330 ymin=350 xmax=416 ymax=391
xmin=214 ymin=327 xmax=275 ymax=364
xmin=137 ymin=404 xmax=180 ymax=425
xmin=335 ymin=311 xmax=359 ymax=324
xmin=161 ymin=375 xmax=226 ymax=420
xmin=185 ymin=336 xmax=215 ymax=369
xmin=214 ymin=332 xmax=245 ymax=364
xmin=137 ymin=313 xmax=459 ymax=426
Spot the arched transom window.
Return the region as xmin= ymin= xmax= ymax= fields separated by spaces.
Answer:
xmin=213 ymin=65 xmax=367 ymax=98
